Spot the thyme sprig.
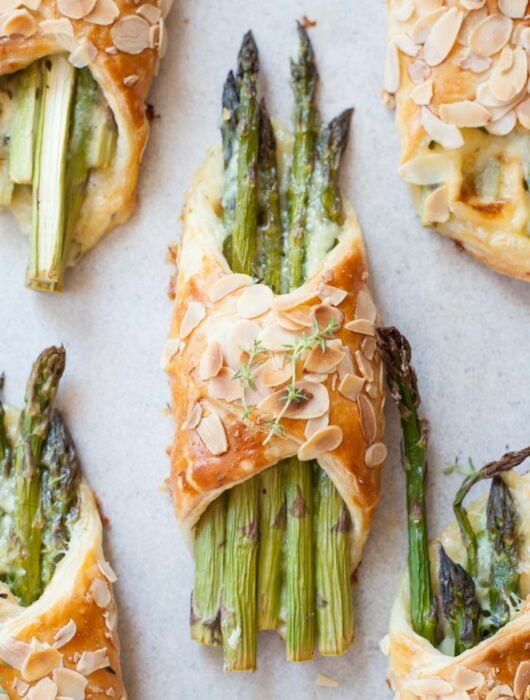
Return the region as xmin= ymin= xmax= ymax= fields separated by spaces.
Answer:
xmin=234 ymin=339 xmax=266 ymax=419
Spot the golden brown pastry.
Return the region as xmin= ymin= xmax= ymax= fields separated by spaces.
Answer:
xmin=386 ymin=0 xmax=530 ymax=281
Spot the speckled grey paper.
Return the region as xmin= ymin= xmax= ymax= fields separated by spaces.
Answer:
xmin=1 ymin=1 xmax=529 ymax=698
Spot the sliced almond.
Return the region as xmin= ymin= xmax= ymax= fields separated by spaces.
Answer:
xmin=399 ymin=154 xmax=454 ymax=184
xmin=318 ymin=283 xmax=347 ymax=306
xmin=258 ymin=323 xmax=301 ymax=352
xmin=345 ymin=318 xmax=375 ymax=336
xmin=209 ymin=367 xmax=241 ymax=402
xmin=199 ymin=341 xmax=223 ymax=380
xmin=210 ymin=273 xmax=253 ymax=302
xmin=469 ymin=13 xmax=512 ymax=57
xmin=98 ymin=560 xmax=118 ymax=583
xmin=39 ymin=17 xmax=74 ymax=34
xmin=458 ymin=50 xmax=492 ymax=73
xmin=489 ymin=46 xmax=527 ymax=103
xmin=196 ymin=413 xmax=228 ymax=455
xmin=258 ymin=381 xmax=329 ymax=421
xmin=304 ymin=372 xmax=328 ymax=383
xmin=365 ymin=442 xmax=388 ymax=467
xmin=355 ymin=289 xmax=377 ymax=323
xmin=337 ymin=347 xmax=355 ymax=382
xmin=182 ymin=402 xmax=203 ymax=430
xmin=439 ymin=100 xmax=491 ymax=128
xmin=415 ymin=0 xmax=443 ymax=14
xmin=384 ymin=41 xmax=400 ymax=94
xmin=136 ymin=2 xmax=161 ymax=23
xmin=393 ymin=33 xmax=421 ymax=57
xmin=358 ymin=394 xmax=377 ymax=444
xmin=410 ymin=79 xmax=433 ymax=105
xmin=362 ymin=336 xmax=377 ymax=361
xmin=304 ymin=343 xmax=344 ymax=374
xmin=111 ymin=14 xmax=151 ymax=54
xmin=457 ymin=6 xmax=488 ymax=46
xmin=21 ymin=647 xmax=61 ymax=682
xmin=423 ymin=8 xmax=463 ymax=66
xmin=393 ymin=1 xmax=414 ymax=22
xmin=69 ymin=41 xmax=98 ymax=68
xmin=26 ymin=677 xmax=58 ymax=700
xmin=514 ymin=660 xmax=530 ymax=699
xmin=355 ymin=350 xmax=374 ymax=382
xmin=461 ymin=0 xmax=485 ymax=7
xmin=271 ymin=288 xmax=316 ymax=312
xmin=339 ymin=373 xmax=365 ymax=401
xmin=451 ymin=667 xmax=485 ymax=691
xmin=179 ymin=301 xmax=206 ymax=339
xmin=486 ymin=109 xmax=516 ymax=135
xmin=516 ymin=98 xmax=530 ymax=129
xmin=298 ymin=425 xmax=343 ymax=461
xmin=261 ymin=358 xmax=291 ymax=388
xmin=236 ymin=283 xmax=273 ymax=319
xmin=123 ymin=74 xmax=139 ymax=87
xmin=90 ymin=577 xmax=112 ymax=608
xmin=423 ymin=185 xmax=450 ymax=224
xmin=405 ymin=678 xmax=454 ymax=695
xmin=283 ymin=308 xmax=313 ymax=328
xmin=0 ymin=637 xmax=31 ymax=670
xmin=304 ymin=412 xmax=329 ymax=439
xmin=421 ymin=107 xmax=464 ymax=150
xmin=499 ymin=0 xmax=527 ymax=18
xmin=58 ymin=0 xmax=96 ymax=18
xmin=160 ymin=337 xmax=180 ymax=370
xmin=226 ymin=319 xmax=261 ymax=369
xmin=1 ymin=8 xmax=36 ymax=36
xmin=408 ymin=59 xmax=431 ymax=84
xmin=76 ymin=648 xmax=110 ymax=676
xmin=85 ymin=0 xmax=119 ymax=24
xmin=275 ymin=310 xmax=307 ymax=331
xmin=411 ymin=7 xmax=446 ymax=44
xmin=311 ymin=304 xmax=344 ymax=334
xmin=315 ymin=672 xmax=339 ymax=688
xmin=485 ymin=686 xmax=515 ymax=700
xmin=53 ymin=668 xmax=88 ymax=700
xmin=53 ymin=619 xmax=77 ymax=648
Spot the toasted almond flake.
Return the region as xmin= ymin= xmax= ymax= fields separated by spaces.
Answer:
xmin=53 ymin=668 xmax=88 ymax=700
xmin=226 ymin=319 xmax=261 ymax=368
xmin=105 ymin=46 xmax=118 ymax=54
xmin=76 ymin=648 xmax=110 ymax=676
xmin=21 ymin=647 xmax=61 ymax=682
xmin=393 ymin=32 xmax=421 ymax=57
xmin=337 ymin=347 xmax=354 ymax=382
xmin=275 ymin=309 xmax=307 ymax=331
xmin=271 ymin=288 xmax=316 ymax=312
xmin=399 ymin=153 xmax=454 ymax=184
xmin=423 ymin=8 xmax=463 ymax=65
xmin=339 ymin=373 xmax=365 ymax=401
xmin=345 ymin=318 xmax=375 ymax=335
xmin=197 ymin=413 xmax=228 ymax=455
xmin=0 ymin=637 xmax=31 ymax=669
xmin=414 ymin=0 xmax=442 ymax=13
xmin=365 ymin=442 xmax=387 ymax=467
xmin=486 ymin=109 xmax=516 ymax=134
xmin=411 ymin=7 xmax=446 ymax=44
xmin=97 ymin=560 xmax=118 ymax=583
xmin=312 ymin=304 xmax=344 ymax=333
xmin=13 ymin=678 xmax=29 ymax=696
xmin=405 ymin=678 xmax=454 ymax=695
xmin=355 ymin=350 xmax=374 ymax=382
xmin=421 ymin=107 xmax=464 ymax=149
xmin=261 ymin=358 xmax=291 ymax=388
xmin=199 ymin=341 xmax=223 ymax=380
xmin=111 ymin=14 xmax=151 ymax=54
xmin=394 ymin=0 xmax=414 ymax=21
xmin=85 ymin=0 xmax=118 ymax=23
xmin=304 ymin=372 xmax=328 ymax=383
xmin=27 ymin=677 xmax=58 ymax=700
xmin=408 ymin=58 xmax=431 ymax=84
xmin=458 ymin=50 xmax=492 ymax=73
xmin=149 ymin=22 xmax=160 ymax=48
xmin=304 ymin=343 xmax=345 ymax=374
xmin=514 ymin=660 xmax=530 ymax=699
xmin=58 ymin=0 xmax=96 ymax=17
xmin=518 ymin=26 xmax=530 ymax=51
xmin=90 ymin=577 xmax=112 ymax=608
xmin=304 ymin=412 xmax=329 ymax=439
xmin=499 ymin=0 xmax=527 ymax=18
xmin=384 ymin=41 xmax=400 ymax=93
xmin=476 ymin=81 xmax=518 ymax=108
xmin=0 ymin=0 xmax=23 ymax=10
xmin=53 ymin=619 xmax=77 ymax=648
xmin=157 ymin=0 xmax=171 ymax=16
xmin=0 ymin=8 xmax=36 ymax=36
xmin=355 ymin=289 xmax=377 ymax=323
xmin=316 ymin=672 xmax=339 ymax=688
xmin=258 ymin=323 xmax=301 ymax=352
xmin=182 ymin=402 xmax=203 ymax=430
xmin=451 ymin=667 xmax=485 ymax=691
xmin=136 ymin=2 xmax=161 ymax=22
xmin=362 ymin=336 xmax=377 ymax=361
xmin=236 ymin=283 xmax=273 ymax=319
xmin=366 ymin=382 xmax=379 ymax=399
xmin=258 ymin=381 xmax=329 ymax=421
xmin=123 ymin=74 xmax=139 ymax=86
xmin=439 ymin=100 xmax=491 ymax=127
xmin=423 ymin=185 xmax=450 ymax=224
xmin=157 ymin=17 xmax=167 ymax=56
xmin=410 ymin=79 xmax=433 ymax=105
xmin=69 ymin=41 xmax=98 ymax=68
xmin=39 ymin=17 xmax=74 ymax=35
xmin=485 ymin=686 xmax=514 ymax=700
xmin=379 ymin=634 xmax=390 ymax=655
xmin=210 ymin=273 xmax=253 ymax=302
xmin=457 ymin=6 xmax=488 ymax=46
xmin=179 ymin=301 xmax=205 ymax=339
xmin=489 ymin=46 xmax=527 ymax=102
xmin=103 ymin=606 xmax=117 ymax=632
xmin=469 ymin=13 xmax=512 ymax=57
xmin=358 ymin=394 xmax=377 ymax=444
xmin=298 ymin=425 xmax=343 ymax=461
xmin=461 ymin=0 xmax=485 ymax=7
xmin=160 ymin=338 xmax=180 ymax=370
xmin=318 ymin=283 xmax=347 ymax=306
xmin=498 ymin=45 xmax=515 ymax=71
xmin=516 ymin=98 xmax=530 ymax=129
xmin=283 ymin=308 xmax=313 ymax=328
xmin=208 ymin=367 xmax=240 ymax=402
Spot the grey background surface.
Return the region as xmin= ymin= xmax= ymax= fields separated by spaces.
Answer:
xmin=1 ymin=0 xmax=529 ymax=697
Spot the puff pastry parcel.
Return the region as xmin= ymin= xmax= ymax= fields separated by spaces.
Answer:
xmin=164 ymin=26 xmax=386 ymax=671
xmin=0 ymin=348 xmax=125 ymax=700
xmin=0 ymin=0 xmax=171 ymax=291
xmin=386 ymin=0 xmax=530 ymax=281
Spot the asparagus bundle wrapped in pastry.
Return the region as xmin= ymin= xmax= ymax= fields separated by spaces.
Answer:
xmin=379 ymin=326 xmax=530 ymax=700
xmin=0 ymin=348 xmax=125 ymax=699
xmin=0 ymin=0 xmax=171 ymax=291
xmin=163 ymin=25 xmax=387 ymax=671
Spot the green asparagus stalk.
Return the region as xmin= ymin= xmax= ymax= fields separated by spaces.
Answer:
xmin=377 ymin=327 xmax=437 ymax=645
xmin=28 ymin=56 xmax=76 ymax=292
xmin=9 ymin=62 xmax=41 ymax=185
xmin=40 ymin=411 xmax=80 ymax=587
xmin=285 ymin=22 xmax=319 ymax=292
xmin=320 ymin=109 xmax=353 ymax=225
xmin=221 ymin=479 xmax=259 ymax=671
xmin=191 ymin=494 xmax=226 ymax=645
xmin=221 ymin=70 xmax=239 ymax=264
xmin=257 ymin=464 xmax=286 ymax=630
xmin=231 ymin=31 xmax=259 ymax=276
xmin=285 ymin=456 xmax=315 ymax=661
xmin=438 ymin=543 xmax=480 ymax=655
xmin=315 ymin=469 xmax=353 ymax=655
xmin=0 ymin=374 xmax=11 ymax=476
xmin=11 ymin=346 xmax=65 ymax=606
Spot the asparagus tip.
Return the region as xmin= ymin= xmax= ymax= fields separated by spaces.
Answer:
xmin=238 ymin=30 xmax=259 ymax=76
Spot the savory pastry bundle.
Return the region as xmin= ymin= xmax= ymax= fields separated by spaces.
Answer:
xmin=0 ymin=0 xmax=171 ymax=291
xmin=0 ymin=348 xmax=125 ymax=699
xmin=163 ymin=25 xmax=386 ymax=671
xmin=385 ymin=0 xmax=530 ymax=281
xmin=379 ymin=326 xmax=530 ymax=700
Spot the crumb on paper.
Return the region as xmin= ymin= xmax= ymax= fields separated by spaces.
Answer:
xmin=159 ymin=478 xmax=170 ymax=494
xmin=316 ymin=673 xmax=338 ymax=688
xmin=380 ymin=89 xmax=395 ymax=109
xmin=301 ymin=15 xmax=317 ymax=28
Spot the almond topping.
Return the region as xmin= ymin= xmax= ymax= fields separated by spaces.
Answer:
xmin=98 ymin=560 xmax=118 ymax=583
xmin=355 ymin=350 xmax=374 ymax=382
xmin=196 ymin=413 xmax=228 ymax=455
xmin=312 ymin=304 xmax=344 ymax=333
xmin=317 ymin=283 xmax=347 ymax=307
xmin=137 ymin=2 xmax=161 ymax=22
xmin=304 ymin=372 xmax=328 ymax=383
xmin=405 ymin=678 xmax=454 ymax=695
xmin=384 ymin=41 xmax=400 ymax=93
xmin=337 ymin=347 xmax=354 ymax=381
xmin=485 ymin=686 xmax=514 ymax=700
xmin=458 ymin=50 xmax=492 ymax=73
xmin=498 ymin=0 xmax=527 ymax=18
xmin=227 ymin=319 xmax=261 ymax=368
xmin=316 ymin=672 xmax=339 ymax=688
xmin=21 ymin=647 xmax=61 ymax=682
xmin=0 ymin=637 xmax=31 ymax=669
xmin=461 ymin=0 xmax=485 ymax=7
xmin=399 ymin=153 xmax=454 ymax=185
xmin=1 ymin=8 xmax=36 ymax=36
xmin=339 ymin=373 xmax=365 ymax=401
xmin=421 ymin=106 xmax=464 ymax=150
xmin=489 ymin=46 xmax=527 ymax=103
xmin=458 ymin=6 xmax=488 ymax=46
xmin=469 ymin=13 xmax=512 ymax=57
xmin=362 ymin=336 xmax=377 ymax=361
xmin=271 ymin=288 xmax=316 ymax=312
xmin=410 ymin=79 xmax=433 ymax=105
xmin=275 ymin=310 xmax=307 ymax=331
xmin=514 ymin=660 xmax=530 ymax=699
xmin=258 ymin=323 xmax=301 ymax=352
xmin=358 ymin=394 xmax=377 ymax=444
xmin=199 ymin=341 xmax=223 ymax=380
xmin=304 ymin=412 xmax=329 ymax=439
xmin=123 ymin=74 xmax=139 ymax=86
xmin=58 ymin=0 xmax=96 ymax=18
xmin=393 ymin=1 xmax=414 ymax=22
xmin=423 ymin=8 xmax=463 ymax=66
xmin=408 ymin=60 xmax=431 ymax=86
xmin=209 ymin=367 xmax=240 ymax=402
xmin=39 ymin=17 xmax=74 ymax=34
xmin=76 ymin=648 xmax=110 ymax=676
xmin=210 ymin=273 xmax=253 ymax=302
xmin=451 ymin=667 xmax=485 ymax=691
xmin=160 ymin=338 xmax=180 ymax=370
xmin=345 ymin=318 xmax=375 ymax=335
xmin=179 ymin=301 xmax=205 ymax=339
xmin=69 ymin=41 xmax=98 ymax=68
xmin=423 ymin=185 xmax=450 ymax=224
xmin=439 ymin=100 xmax=491 ymax=128
xmin=304 ymin=343 xmax=345 ymax=374
xmin=516 ymin=98 xmax=530 ymax=129
xmin=298 ymin=425 xmax=343 ymax=461
xmin=53 ymin=668 xmax=88 ymax=700
xmin=283 ymin=308 xmax=313 ymax=328
xmin=258 ymin=381 xmax=329 ymax=421
xmin=355 ymin=289 xmax=377 ymax=323
xmin=393 ymin=32 xmax=421 ymax=57
xmin=90 ymin=577 xmax=111 ymax=608
xmin=261 ymin=358 xmax=291 ymax=388
xmin=486 ymin=109 xmax=516 ymax=135
xmin=183 ymin=402 xmax=203 ymax=429
xmin=365 ymin=442 xmax=388 ymax=467
xmin=411 ymin=7 xmax=446 ymax=44
xmin=111 ymin=14 xmax=151 ymax=54
xmin=85 ymin=0 xmax=119 ymax=23
xmin=53 ymin=619 xmax=77 ymax=648
xmin=26 ymin=677 xmax=58 ymax=700
xmin=236 ymin=283 xmax=273 ymax=319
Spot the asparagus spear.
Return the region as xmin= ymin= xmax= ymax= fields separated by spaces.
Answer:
xmin=28 ymin=56 xmax=76 ymax=292
xmin=221 ymin=479 xmax=259 ymax=671
xmin=11 ymin=346 xmax=65 ymax=606
xmin=9 ymin=62 xmax=41 ymax=185
xmin=285 ymin=22 xmax=319 ymax=292
xmin=285 ymin=456 xmax=315 ymax=661
xmin=231 ymin=31 xmax=259 ymax=276
xmin=315 ymin=469 xmax=353 ymax=655
xmin=191 ymin=494 xmax=226 ymax=645
xmin=0 ymin=374 xmax=11 ymax=477
xmin=40 ymin=411 xmax=80 ymax=587
xmin=377 ymin=327 xmax=437 ymax=645
xmin=221 ymin=70 xmax=239 ymax=264
xmin=438 ymin=543 xmax=480 ymax=655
